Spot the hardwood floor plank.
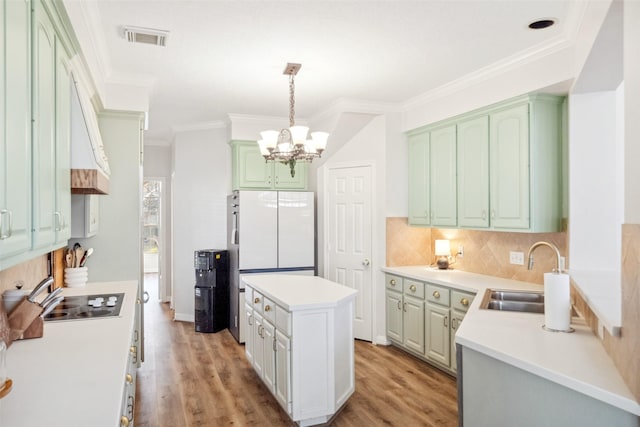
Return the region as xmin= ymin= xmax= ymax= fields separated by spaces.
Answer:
xmin=135 ymin=284 xmax=457 ymax=426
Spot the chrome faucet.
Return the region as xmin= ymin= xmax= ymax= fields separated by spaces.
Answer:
xmin=526 ymin=241 xmax=563 ymax=273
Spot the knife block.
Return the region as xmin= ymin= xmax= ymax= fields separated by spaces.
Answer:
xmin=5 ymin=299 xmax=44 ymax=346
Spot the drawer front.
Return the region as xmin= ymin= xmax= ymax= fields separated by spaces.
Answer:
xmin=275 ymin=305 xmax=292 ymax=336
xmin=385 ymin=274 xmax=402 ymax=291
xmin=403 ymin=279 xmax=425 ymax=299
xmin=244 ymin=287 xmax=253 ymax=304
xmin=263 ymin=297 xmax=276 ymax=323
xmin=451 ymin=290 xmax=474 ymax=313
xmin=252 ymin=290 xmax=264 ymax=314
xmin=426 ymin=283 xmax=450 ymax=306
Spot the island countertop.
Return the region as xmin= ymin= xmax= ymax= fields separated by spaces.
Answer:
xmin=1 ymin=281 xmax=138 ymax=427
xmin=382 ymin=266 xmax=640 ymax=417
xmin=241 ymin=274 xmax=357 ymax=311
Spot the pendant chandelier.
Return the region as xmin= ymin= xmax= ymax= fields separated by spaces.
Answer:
xmin=257 ymin=63 xmax=329 ymax=178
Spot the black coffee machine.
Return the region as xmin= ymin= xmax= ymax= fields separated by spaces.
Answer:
xmin=194 ymin=249 xmax=229 ymax=333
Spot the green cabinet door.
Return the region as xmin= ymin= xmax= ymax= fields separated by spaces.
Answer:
xmin=403 ymin=295 xmax=425 ymax=354
xmin=489 ymin=104 xmax=530 ymax=230
xmin=458 ymin=116 xmax=489 ymax=228
xmin=32 ymin=2 xmax=57 ymax=249
xmin=426 ymin=303 xmax=450 ymax=366
xmin=55 ymin=37 xmax=71 ymax=245
xmin=0 ymin=0 xmax=32 ymax=260
xmin=385 ymin=290 xmax=403 ymax=343
xmin=274 ymin=161 xmax=307 ymax=189
xmin=234 ymin=141 xmax=272 ymax=189
xmin=450 ymin=310 xmax=465 ymax=373
xmin=429 ymin=125 xmax=457 ymax=227
xmin=408 ymin=130 xmax=430 ymax=225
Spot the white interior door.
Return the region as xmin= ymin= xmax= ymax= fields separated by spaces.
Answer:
xmin=326 ymin=165 xmax=373 ymax=341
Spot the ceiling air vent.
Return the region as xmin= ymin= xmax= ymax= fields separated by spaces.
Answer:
xmin=123 ymin=26 xmax=169 ymax=46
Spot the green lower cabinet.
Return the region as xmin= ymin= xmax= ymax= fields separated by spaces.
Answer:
xmin=425 ymin=302 xmax=450 ymax=366
xmin=403 ymin=295 xmax=425 ymax=354
xmin=230 ymin=140 xmax=307 ymax=190
xmin=385 ymin=289 xmax=403 ymax=342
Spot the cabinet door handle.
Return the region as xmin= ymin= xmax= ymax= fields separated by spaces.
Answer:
xmin=443 ymin=315 xmax=448 ymax=328
xmin=461 ymin=298 xmax=469 ymax=306
xmin=491 ymin=210 xmax=496 ymax=220
xmin=409 ymin=284 xmax=416 ymax=292
xmin=403 ymin=302 xmax=407 ymax=312
xmin=481 ymin=210 xmax=486 ymax=221
xmin=0 ymin=209 xmax=12 ymax=240
xmin=397 ymin=300 xmax=402 ymax=310
xmin=390 ymin=279 xmax=396 ymax=286
xmin=430 ymin=211 xmax=434 ymax=219
xmin=248 ymin=314 xmax=253 ymax=326
xmin=451 ymin=318 xmax=457 ymax=330
xmin=275 ymin=176 xmax=279 ymax=184
xmin=433 ymin=290 xmax=440 ymax=299
xmin=273 ymin=337 xmax=277 ymax=351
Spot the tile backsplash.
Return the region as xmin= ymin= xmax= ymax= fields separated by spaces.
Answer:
xmin=386 ymin=217 xmax=567 ymax=285
xmin=0 ymin=256 xmax=49 ymax=293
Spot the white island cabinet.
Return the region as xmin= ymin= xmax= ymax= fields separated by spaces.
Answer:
xmin=242 ymin=274 xmax=357 ymax=427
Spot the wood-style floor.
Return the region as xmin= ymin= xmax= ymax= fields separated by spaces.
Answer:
xmin=135 ymin=276 xmax=458 ymax=426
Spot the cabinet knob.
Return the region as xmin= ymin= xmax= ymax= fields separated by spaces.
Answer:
xmin=254 ymin=297 xmax=260 ymax=304
xmin=433 ymin=290 xmax=440 ymax=299
xmin=126 ymin=374 xmax=133 ymax=384
xmin=461 ymin=298 xmax=469 ymax=306
xmin=409 ymin=284 xmax=416 ymax=292
xmin=390 ymin=279 xmax=397 ymax=286
xmin=121 ymin=416 xmax=130 ymax=427
xmin=264 ymin=305 xmax=271 ymax=312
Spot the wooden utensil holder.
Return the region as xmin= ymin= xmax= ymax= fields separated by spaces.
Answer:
xmin=3 ymin=298 xmax=44 ymax=347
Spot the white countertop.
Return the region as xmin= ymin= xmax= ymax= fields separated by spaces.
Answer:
xmin=382 ymin=266 xmax=640 ymax=416
xmin=241 ymin=274 xmax=357 ymax=311
xmin=1 ymin=281 xmax=138 ymax=427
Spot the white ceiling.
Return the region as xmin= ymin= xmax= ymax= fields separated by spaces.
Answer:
xmin=63 ymin=0 xmax=581 ymax=142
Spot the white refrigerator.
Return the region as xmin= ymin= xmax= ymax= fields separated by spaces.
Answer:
xmin=227 ymin=190 xmax=315 ymax=342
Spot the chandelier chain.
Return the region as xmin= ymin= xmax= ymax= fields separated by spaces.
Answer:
xmin=289 ymin=73 xmax=295 ymax=128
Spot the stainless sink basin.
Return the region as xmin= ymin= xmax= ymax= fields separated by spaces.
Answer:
xmin=482 ymin=288 xmax=545 ymax=313
xmin=489 ymin=290 xmax=544 ymax=304
xmin=485 ymin=300 xmax=544 ymax=313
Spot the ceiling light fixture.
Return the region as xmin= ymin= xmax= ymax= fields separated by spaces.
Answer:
xmin=257 ymin=63 xmax=329 ymax=178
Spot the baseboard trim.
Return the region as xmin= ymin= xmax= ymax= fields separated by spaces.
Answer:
xmin=174 ymin=313 xmax=194 ymax=322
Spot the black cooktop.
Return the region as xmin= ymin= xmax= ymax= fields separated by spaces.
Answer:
xmin=44 ymin=293 xmax=125 ymax=322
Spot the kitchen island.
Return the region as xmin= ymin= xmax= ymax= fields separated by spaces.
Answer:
xmin=1 ymin=281 xmax=138 ymax=427
xmin=382 ymin=266 xmax=640 ymax=426
xmin=242 ymin=274 xmax=357 ymax=427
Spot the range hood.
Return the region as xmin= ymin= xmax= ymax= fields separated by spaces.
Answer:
xmin=70 ymin=73 xmax=110 ymax=195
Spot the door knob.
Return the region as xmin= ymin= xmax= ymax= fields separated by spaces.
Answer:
xmin=362 ymin=259 xmax=370 ymax=266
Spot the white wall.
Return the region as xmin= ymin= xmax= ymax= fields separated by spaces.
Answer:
xmin=72 ymin=112 xmax=143 ymax=282
xmin=568 ymin=90 xmax=623 ymax=271
xmin=143 ymin=145 xmax=173 ymax=301
xmin=317 ymin=114 xmax=390 ymax=344
xmin=171 ymin=127 xmax=231 ymax=321
xmin=624 ymin=1 xmax=640 ymax=223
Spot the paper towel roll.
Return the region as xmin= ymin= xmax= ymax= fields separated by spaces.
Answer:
xmin=544 ymin=272 xmax=571 ymax=331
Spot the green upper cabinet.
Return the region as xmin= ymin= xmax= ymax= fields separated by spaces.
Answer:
xmin=54 ymin=36 xmax=71 ymax=245
xmin=230 ymin=140 xmax=307 ymax=190
xmin=32 ymin=0 xmax=57 ymax=249
xmin=407 ymin=131 xmax=430 ymax=226
xmin=0 ymin=0 xmax=32 ymax=260
xmin=407 ymin=94 xmax=564 ymax=233
xmin=429 ymin=125 xmax=457 ymax=227
xmin=457 ymin=116 xmax=489 ymax=228
xmin=489 ymin=103 xmax=530 ymax=230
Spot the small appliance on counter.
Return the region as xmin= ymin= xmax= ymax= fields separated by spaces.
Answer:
xmin=194 ymin=249 xmax=229 ymax=333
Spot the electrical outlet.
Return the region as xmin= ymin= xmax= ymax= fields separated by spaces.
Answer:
xmin=509 ymin=251 xmax=524 ymax=265
xmin=457 ymin=246 xmax=464 ymax=258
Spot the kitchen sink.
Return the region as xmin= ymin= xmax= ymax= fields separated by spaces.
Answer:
xmin=489 ymin=290 xmax=544 ymax=304
xmin=481 ymin=288 xmax=545 ymax=314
